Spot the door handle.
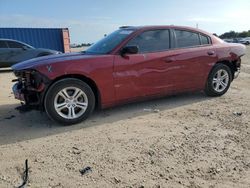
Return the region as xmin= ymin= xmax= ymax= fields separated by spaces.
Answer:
xmin=164 ymin=57 xmax=175 ymax=63
xmin=207 ymin=51 xmax=215 ymax=56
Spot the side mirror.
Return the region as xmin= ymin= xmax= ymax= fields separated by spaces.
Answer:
xmin=120 ymin=46 xmax=138 ymax=57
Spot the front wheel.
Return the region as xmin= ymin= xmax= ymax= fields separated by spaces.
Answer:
xmin=44 ymin=78 xmax=95 ymax=125
xmin=205 ymin=64 xmax=232 ymax=97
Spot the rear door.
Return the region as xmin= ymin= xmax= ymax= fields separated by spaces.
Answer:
xmin=170 ymin=29 xmax=217 ymax=91
xmin=113 ymin=29 xmax=177 ymax=102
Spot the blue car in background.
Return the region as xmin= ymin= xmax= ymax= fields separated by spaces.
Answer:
xmin=0 ymin=39 xmax=61 ymax=68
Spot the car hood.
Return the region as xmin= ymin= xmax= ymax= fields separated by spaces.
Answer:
xmin=12 ymin=52 xmax=96 ymax=70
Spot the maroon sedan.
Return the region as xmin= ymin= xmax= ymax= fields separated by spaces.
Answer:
xmin=12 ymin=26 xmax=246 ymax=125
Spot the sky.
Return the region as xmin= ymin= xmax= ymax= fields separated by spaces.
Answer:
xmin=0 ymin=0 xmax=249 ymax=43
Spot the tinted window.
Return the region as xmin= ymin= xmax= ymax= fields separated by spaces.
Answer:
xmin=86 ymin=29 xmax=135 ymax=54
xmin=7 ymin=41 xmax=24 ymax=48
xmin=175 ymin=30 xmax=200 ymax=48
xmin=200 ymin=34 xmax=210 ymax=45
xmin=0 ymin=41 xmax=8 ymax=48
xmin=127 ymin=29 xmax=170 ymax=53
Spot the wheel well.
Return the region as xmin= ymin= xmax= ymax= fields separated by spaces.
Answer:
xmin=215 ymin=60 xmax=237 ymax=79
xmin=44 ymin=74 xmax=101 ymax=109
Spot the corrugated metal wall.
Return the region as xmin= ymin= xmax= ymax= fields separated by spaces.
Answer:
xmin=0 ymin=28 xmax=70 ymax=53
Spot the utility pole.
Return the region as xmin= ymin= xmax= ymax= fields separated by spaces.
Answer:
xmin=196 ymin=23 xmax=199 ymax=29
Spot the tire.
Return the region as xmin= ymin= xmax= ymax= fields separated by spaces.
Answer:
xmin=44 ymin=78 xmax=95 ymax=125
xmin=205 ymin=64 xmax=232 ymax=97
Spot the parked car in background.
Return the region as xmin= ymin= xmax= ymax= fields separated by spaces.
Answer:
xmin=223 ymin=38 xmax=246 ymax=44
xmin=12 ymin=26 xmax=245 ymax=125
xmin=239 ymin=37 xmax=250 ymax=45
xmin=0 ymin=39 xmax=61 ymax=68
xmin=223 ymin=38 xmax=234 ymax=43
xmin=231 ymin=38 xmax=242 ymax=43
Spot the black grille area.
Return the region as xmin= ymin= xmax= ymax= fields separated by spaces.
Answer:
xmin=13 ymin=70 xmax=46 ymax=105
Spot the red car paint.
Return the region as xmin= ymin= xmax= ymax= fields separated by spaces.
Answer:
xmin=12 ymin=26 xmax=246 ymax=109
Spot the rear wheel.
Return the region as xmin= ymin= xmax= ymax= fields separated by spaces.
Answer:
xmin=205 ymin=64 xmax=232 ymax=97
xmin=44 ymin=78 xmax=95 ymax=125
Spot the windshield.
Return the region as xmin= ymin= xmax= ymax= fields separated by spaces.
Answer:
xmin=85 ymin=29 xmax=135 ymax=54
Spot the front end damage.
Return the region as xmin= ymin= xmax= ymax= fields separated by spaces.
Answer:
xmin=12 ymin=70 xmax=50 ymax=109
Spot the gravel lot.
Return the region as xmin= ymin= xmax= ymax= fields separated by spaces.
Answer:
xmin=0 ymin=47 xmax=249 ymax=188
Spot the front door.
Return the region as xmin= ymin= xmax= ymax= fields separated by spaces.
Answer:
xmin=113 ymin=29 xmax=177 ymax=102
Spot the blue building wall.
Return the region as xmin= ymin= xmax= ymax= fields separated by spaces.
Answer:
xmin=0 ymin=28 xmax=67 ymax=52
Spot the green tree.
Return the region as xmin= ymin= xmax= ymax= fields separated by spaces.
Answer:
xmin=220 ymin=30 xmax=250 ymax=38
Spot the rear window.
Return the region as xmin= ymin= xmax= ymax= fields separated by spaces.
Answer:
xmin=7 ymin=41 xmax=24 ymax=48
xmin=200 ymin=34 xmax=210 ymax=45
xmin=175 ymin=30 xmax=200 ymax=48
xmin=0 ymin=41 xmax=8 ymax=48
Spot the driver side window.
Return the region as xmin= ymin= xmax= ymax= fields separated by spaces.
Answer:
xmin=126 ymin=29 xmax=170 ymax=53
xmin=7 ymin=41 xmax=24 ymax=49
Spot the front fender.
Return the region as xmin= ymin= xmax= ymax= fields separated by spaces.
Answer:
xmin=35 ymin=58 xmax=115 ymax=109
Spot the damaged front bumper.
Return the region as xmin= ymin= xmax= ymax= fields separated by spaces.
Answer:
xmin=12 ymin=69 xmax=50 ymax=108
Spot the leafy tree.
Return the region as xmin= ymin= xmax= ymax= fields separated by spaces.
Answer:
xmin=220 ymin=30 xmax=250 ymax=38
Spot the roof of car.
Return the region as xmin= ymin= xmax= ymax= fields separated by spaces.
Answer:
xmin=119 ymin=25 xmax=212 ymax=36
xmin=0 ymin=38 xmax=21 ymax=42
xmin=0 ymin=38 xmax=34 ymax=48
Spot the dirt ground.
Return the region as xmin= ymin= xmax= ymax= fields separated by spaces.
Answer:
xmin=0 ymin=47 xmax=249 ymax=188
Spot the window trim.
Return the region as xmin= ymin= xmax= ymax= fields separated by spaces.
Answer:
xmin=122 ymin=29 xmax=172 ymax=54
xmin=173 ymin=29 xmax=212 ymax=49
xmin=199 ymin=33 xmax=212 ymax=46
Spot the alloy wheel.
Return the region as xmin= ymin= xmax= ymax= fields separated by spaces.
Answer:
xmin=54 ymin=87 xmax=88 ymax=119
xmin=212 ymin=69 xmax=229 ymax=92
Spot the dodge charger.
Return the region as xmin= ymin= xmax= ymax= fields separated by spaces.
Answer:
xmin=12 ymin=26 xmax=246 ymax=125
